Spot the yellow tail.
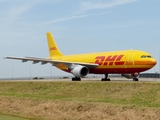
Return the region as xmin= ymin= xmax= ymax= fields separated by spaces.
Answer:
xmin=46 ymin=32 xmax=63 ymax=57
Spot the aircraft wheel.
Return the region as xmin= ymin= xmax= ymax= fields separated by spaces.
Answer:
xmin=101 ymin=78 xmax=105 ymax=81
xmin=107 ymin=78 xmax=110 ymax=81
xmin=133 ymin=78 xmax=138 ymax=81
xmin=101 ymin=78 xmax=110 ymax=81
xmin=72 ymin=77 xmax=81 ymax=81
xmin=72 ymin=77 xmax=75 ymax=81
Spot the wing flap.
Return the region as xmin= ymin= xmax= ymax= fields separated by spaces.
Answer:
xmin=22 ymin=60 xmax=28 ymax=62
xmin=33 ymin=61 xmax=40 ymax=64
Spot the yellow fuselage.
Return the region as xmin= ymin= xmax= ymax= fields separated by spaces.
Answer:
xmin=51 ymin=50 xmax=156 ymax=74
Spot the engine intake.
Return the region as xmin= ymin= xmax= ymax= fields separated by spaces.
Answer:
xmin=71 ymin=65 xmax=89 ymax=78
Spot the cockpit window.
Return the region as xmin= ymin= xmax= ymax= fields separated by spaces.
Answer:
xmin=147 ymin=55 xmax=152 ymax=58
xmin=141 ymin=55 xmax=146 ymax=58
xmin=141 ymin=55 xmax=152 ymax=58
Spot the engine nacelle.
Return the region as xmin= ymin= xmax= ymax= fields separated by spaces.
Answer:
xmin=121 ymin=73 xmax=139 ymax=79
xmin=71 ymin=65 xmax=89 ymax=78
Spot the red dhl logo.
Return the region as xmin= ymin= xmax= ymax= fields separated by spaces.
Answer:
xmin=50 ymin=47 xmax=57 ymax=51
xmin=95 ymin=55 xmax=125 ymax=66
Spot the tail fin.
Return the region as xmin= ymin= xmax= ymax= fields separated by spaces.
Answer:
xmin=46 ymin=32 xmax=63 ymax=57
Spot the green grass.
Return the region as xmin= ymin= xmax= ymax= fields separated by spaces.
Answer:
xmin=0 ymin=81 xmax=160 ymax=108
xmin=0 ymin=114 xmax=28 ymax=120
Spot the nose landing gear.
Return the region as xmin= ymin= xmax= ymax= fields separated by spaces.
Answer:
xmin=101 ymin=74 xmax=110 ymax=81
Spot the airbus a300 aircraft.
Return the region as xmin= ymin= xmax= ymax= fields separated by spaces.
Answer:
xmin=5 ymin=32 xmax=157 ymax=81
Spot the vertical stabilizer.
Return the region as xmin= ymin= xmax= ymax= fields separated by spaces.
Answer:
xmin=46 ymin=32 xmax=63 ymax=57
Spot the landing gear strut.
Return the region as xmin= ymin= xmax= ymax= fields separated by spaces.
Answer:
xmin=72 ymin=77 xmax=81 ymax=81
xmin=101 ymin=74 xmax=110 ymax=81
xmin=133 ymin=73 xmax=139 ymax=81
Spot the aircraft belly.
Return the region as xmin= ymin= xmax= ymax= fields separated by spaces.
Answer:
xmin=89 ymin=67 xmax=151 ymax=74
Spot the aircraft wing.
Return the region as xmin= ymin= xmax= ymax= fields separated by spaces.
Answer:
xmin=5 ymin=56 xmax=99 ymax=68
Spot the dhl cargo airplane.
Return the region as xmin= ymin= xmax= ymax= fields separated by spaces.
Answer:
xmin=5 ymin=32 xmax=157 ymax=81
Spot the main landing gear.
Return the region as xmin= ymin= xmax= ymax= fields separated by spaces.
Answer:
xmin=72 ymin=77 xmax=81 ymax=81
xmin=133 ymin=77 xmax=139 ymax=81
xmin=101 ymin=74 xmax=110 ymax=81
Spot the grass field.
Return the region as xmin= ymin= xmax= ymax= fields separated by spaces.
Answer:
xmin=0 ymin=114 xmax=28 ymax=120
xmin=0 ymin=81 xmax=160 ymax=120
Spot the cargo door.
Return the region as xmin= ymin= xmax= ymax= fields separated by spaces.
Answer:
xmin=126 ymin=53 xmax=135 ymax=66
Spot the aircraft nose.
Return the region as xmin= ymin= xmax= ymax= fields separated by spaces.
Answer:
xmin=150 ymin=58 xmax=157 ymax=66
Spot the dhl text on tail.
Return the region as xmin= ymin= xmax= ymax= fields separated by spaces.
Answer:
xmin=5 ymin=32 xmax=157 ymax=81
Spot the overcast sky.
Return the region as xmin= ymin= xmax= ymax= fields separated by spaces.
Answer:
xmin=0 ymin=0 xmax=160 ymax=78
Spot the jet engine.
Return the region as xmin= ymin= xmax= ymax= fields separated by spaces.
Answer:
xmin=71 ymin=65 xmax=89 ymax=78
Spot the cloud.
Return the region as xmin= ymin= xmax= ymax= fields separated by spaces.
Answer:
xmin=79 ymin=0 xmax=138 ymax=13
xmin=42 ymin=14 xmax=88 ymax=24
xmin=2 ymin=0 xmax=45 ymax=23
xmin=45 ymin=0 xmax=138 ymax=24
xmin=6 ymin=5 xmax=31 ymax=22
